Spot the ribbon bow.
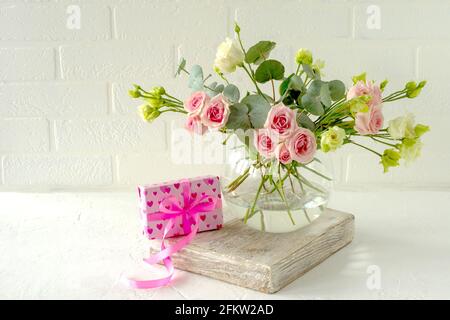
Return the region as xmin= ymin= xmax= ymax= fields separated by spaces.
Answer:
xmin=126 ymin=179 xmax=217 ymax=289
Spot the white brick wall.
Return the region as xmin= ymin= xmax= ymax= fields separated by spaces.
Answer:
xmin=0 ymin=0 xmax=448 ymax=190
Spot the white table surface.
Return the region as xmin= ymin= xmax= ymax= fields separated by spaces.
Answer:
xmin=1 ymin=190 xmax=449 ymax=299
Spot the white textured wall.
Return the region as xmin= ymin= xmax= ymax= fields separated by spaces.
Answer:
xmin=0 ymin=0 xmax=448 ymax=191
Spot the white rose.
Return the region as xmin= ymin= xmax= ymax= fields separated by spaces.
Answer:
xmin=214 ymin=37 xmax=244 ymax=73
xmin=388 ymin=113 xmax=416 ymax=139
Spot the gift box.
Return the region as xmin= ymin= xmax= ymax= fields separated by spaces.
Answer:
xmin=137 ymin=175 xmax=223 ymax=240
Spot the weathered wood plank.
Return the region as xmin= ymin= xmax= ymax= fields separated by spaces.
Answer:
xmin=149 ymin=208 xmax=354 ymax=293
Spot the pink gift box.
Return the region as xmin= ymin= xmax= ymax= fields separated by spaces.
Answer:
xmin=137 ymin=175 xmax=223 ymax=239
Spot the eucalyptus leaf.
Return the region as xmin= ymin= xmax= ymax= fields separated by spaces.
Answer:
xmin=245 ymin=41 xmax=276 ymax=65
xmin=296 ymin=112 xmax=316 ymax=131
xmin=215 ymin=84 xmax=224 ymax=92
xmin=254 ymin=60 xmax=285 ymax=83
xmin=223 ymin=84 xmax=240 ymax=103
xmin=279 ymin=74 xmax=293 ymax=96
xmin=241 ymin=94 xmax=271 ymax=128
xmin=308 ymin=79 xmax=323 ymax=96
xmin=188 ymin=65 xmax=204 ymax=91
xmin=320 ymin=83 xmax=332 ymax=108
xmin=205 ymin=82 xmax=224 ymax=97
xmin=227 ymin=103 xmax=250 ymax=130
xmin=328 ymin=80 xmax=346 ymax=101
xmin=190 ymin=64 xmax=203 ymax=78
xmin=175 ymin=58 xmax=186 ymax=76
xmin=290 ymin=75 xmax=304 ymax=91
xmin=301 ymin=94 xmax=324 ymax=116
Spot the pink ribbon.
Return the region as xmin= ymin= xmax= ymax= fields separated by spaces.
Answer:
xmin=126 ymin=179 xmax=217 ymax=289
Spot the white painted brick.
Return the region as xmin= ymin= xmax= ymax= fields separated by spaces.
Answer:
xmin=59 ymin=43 xmax=172 ymax=81
xmin=419 ymin=45 xmax=450 ymax=80
xmin=0 ymin=3 xmax=110 ymax=41
xmin=417 ymin=46 xmax=450 ymax=115
xmin=3 ymin=155 xmax=112 ymax=186
xmin=290 ymin=40 xmax=415 ymax=86
xmin=344 ymin=152 xmax=450 ymax=188
xmin=55 ymin=117 xmax=166 ymax=152
xmin=0 ymin=47 xmax=55 ymax=81
xmin=116 ymin=153 xmax=224 ymax=186
xmin=0 ymin=118 xmax=49 ymax=152
xmin=115 ymin=0 xmax=227 ymax=44
xmin=355 ymin=2 xmax=450 ymax=40
xmin=234 ymin=0 xmax=351 ymax=44
xmin=0 ymin=83 xmax=108 ymax=117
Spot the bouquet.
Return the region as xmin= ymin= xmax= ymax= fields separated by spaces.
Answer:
xmin=129 ymin=23 xmax=429 ymax=229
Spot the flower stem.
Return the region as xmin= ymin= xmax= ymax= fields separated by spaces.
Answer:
xmin=271 ymin=79 xmax=276 ymax=101
xmin=371 ymin=136 xmax=398 ymax=148
xmin=244 ymin=175 xmax=267 ymax=223
xmin=349 ymin=140 xmax=382 ymax=157
xmin=297 ymin=163 xmax=332 ymax=181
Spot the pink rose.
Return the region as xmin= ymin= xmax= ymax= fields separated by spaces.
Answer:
xmin=275 ymin=143 xmax=292 ymax=164
xmin=347 ymin=80 xmax=382 ymax=108
xmin=254 ymin=128 xmax=279 ymax=159
xmin=354 ymin=104 xmax=384 ymax=135
xmin=286 ymin=128 xmax=317 ymax=164
xmin=264 ymin=104 xmax=297 ymax=139
xmin=200 ymin=94 xmax=230 ymax=129
xmin=185 ymin=115 xmax=206 ymax=135
xmin=184 ymin=91 xmax=210 ymax=115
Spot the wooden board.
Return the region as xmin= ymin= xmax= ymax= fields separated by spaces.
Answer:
xmin=149 ymin=208 xmax=354 ymax=293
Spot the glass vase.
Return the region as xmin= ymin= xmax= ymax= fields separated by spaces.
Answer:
xmin=222 ymin=146 xmax=333 ymax=233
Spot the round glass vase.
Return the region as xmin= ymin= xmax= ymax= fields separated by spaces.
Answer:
xmin=222 ymin=149 xmax=333 ymax=233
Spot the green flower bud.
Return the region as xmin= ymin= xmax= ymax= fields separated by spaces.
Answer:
xmin=234 ymin=22 xmax=241 ymax=34
xmin=414 ymin=124 xmax=430 ymax=138
xmin=138 ymin=104 xmax=160 ymax=122
xmin=146 ymin=97 xmax=163 ymax=108
xmin=406 ymin=88 xmax=422 ymax=98
xmin=405 ymin=80 xmax=425 ymax=98
xmin=380 ymin=149 xmax=401 ymax=173
xmin=352 ymin=72 xmax=367 ymax=84
xmin=418 ymin=80 xmax=427 ymax=88
xmin=295 ymin=49 xmax=313 ymax=65
xmin=405 ymin=81 xmax=417 ymax=91
xmin=380 ymin=79 xmax=388 ymax=92
xmin=151 ymin=86 xmax=166 ymax=96
xmin=128 ymin=88 xmax=141 ymax=98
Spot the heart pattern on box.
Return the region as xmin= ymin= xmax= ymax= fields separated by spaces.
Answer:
xmin=138 ymin=175 xmax=223 ymax=239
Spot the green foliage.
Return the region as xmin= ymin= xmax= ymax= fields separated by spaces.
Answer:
xmin=227 ymin=103 xmax=251 ymax=129
xmin=223 ymin=84 xmax=240 ymax=103
xmin=301 ymin=94 xmax=324 ymax=115
xmin=320 ymin=84 xmax=332 ymax=108
xmin=279 ymin=74 xmax=304 ymax=99
xmin=328 ymin=80 xmax=346 ymax=101
xmin=296 ymin=112 xmax=315 ymax=131
xmin=245 ymin=41 xmax=276 ymax=65
xmin=241 ymin=94 xmax=271 ymax=128
xmin=205 ymin=82 xmax=224 ymax=97
xmin=188 ymin=65 xmax=204 ymax=91
xmin=254 ymin=60 xmax=285 ymax=83
xmin=175 ymin=58 xmax=186 ymax=76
